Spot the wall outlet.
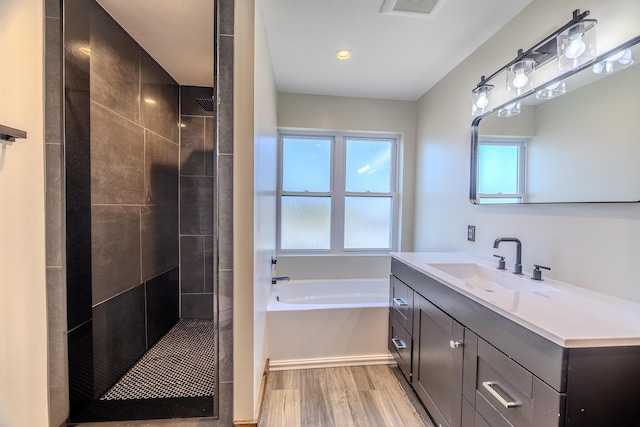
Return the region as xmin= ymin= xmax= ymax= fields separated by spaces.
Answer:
xmin=467 ymin=225 xmax=476 ymax=242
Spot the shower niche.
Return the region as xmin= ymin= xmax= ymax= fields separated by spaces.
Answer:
xmin=64 ymin=0 xmax=224 ymax=422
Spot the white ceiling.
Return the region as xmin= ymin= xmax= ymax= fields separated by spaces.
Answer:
xmin=97 ymin=0 xmax=215 ymax=88
xmin=97 ymin=0 xmax=534 ymax=101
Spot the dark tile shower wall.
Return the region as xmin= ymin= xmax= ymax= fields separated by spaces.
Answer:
xmin=180 ymin=86 xmax=215 ymax=320
xmin=65 ymin=0 xmax=180 ymax=415
xmin=89 ymin=0 xmax=181 ymax=395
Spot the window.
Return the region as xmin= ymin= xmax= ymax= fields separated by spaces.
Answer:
xmin=477 ymin=138 xmax=527 ymax=203
xmin=278 ymin=131 xmax=399 ymax=253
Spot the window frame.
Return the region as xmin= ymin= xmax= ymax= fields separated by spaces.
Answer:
xmin=477 ymin=137 xmax=527 ymax=204
xmin=277 ymin=130 xmax=400 ymax=254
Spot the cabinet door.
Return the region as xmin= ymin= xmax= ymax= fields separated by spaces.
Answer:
xmin=412 ymin=293 xmax=464 ymax=427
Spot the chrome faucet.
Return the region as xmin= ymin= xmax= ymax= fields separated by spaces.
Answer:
xmin=493 ymin=237 xmax=523 ymax=275
xmin=271 ymin=276 xmax=290 ymax=285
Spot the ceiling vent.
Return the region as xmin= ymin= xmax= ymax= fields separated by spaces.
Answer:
xmin=381 ymin=0 xmax=439 ymax=15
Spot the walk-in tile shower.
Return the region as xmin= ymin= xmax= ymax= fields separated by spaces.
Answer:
xmin=57 ymin=0 xmax=234 ymax=422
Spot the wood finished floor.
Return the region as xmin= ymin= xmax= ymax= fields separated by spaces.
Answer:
xmin=259 ymin=365 xmax=434 ymax=427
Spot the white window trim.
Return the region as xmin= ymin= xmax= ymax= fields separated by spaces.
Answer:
xmin=277 ymin=130 xmax=400 ymax=254
xmin=478 ymin=137 xmax=527 ymax=203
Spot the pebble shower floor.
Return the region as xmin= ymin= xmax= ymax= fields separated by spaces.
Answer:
xmin=100 ymin=319 xmax=215 ymax=400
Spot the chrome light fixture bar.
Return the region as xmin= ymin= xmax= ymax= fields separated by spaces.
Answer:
xmin=472 ymin=9 xmax=596 ymax=116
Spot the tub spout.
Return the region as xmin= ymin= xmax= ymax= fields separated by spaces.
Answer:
xmin=272 ymin=276 xmax=290 ymax=285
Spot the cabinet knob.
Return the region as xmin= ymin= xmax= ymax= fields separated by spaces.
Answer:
xmin=449 ymin=340 xmax=463 ymax=349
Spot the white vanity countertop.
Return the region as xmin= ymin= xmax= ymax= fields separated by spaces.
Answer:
xmin=391 ymin=252 xmax=640 ymax=348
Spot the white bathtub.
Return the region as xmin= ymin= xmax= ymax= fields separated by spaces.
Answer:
xmin=266 ymin=278 xmax=394 ymax=371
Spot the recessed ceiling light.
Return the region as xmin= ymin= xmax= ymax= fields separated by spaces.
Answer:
xmin=335 ymin=49 xmax=352 ymax=60
xmin=144 ymin=98 xmax=157 ymax=105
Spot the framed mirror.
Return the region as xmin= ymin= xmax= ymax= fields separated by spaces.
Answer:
xmin=470 ymin=35 xmax=640 ymax=204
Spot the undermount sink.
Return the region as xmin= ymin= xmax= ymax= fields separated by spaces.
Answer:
xmin=427 ymin=262 xmax=557 ymax=294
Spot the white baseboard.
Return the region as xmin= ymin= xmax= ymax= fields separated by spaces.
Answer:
xmin=269 ymin=353 xmax=396 ymax=371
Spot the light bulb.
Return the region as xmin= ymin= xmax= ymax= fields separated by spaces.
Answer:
xmin=497 ymin=102 xmax=521 ymax=117
xmin=605 ymin=50 xmax=625 ymax=62
xmin=335 ymin=49 xmax=351 ymax=60
xmin=592 ymin=62 xmax=604 ymax=74
xmin=475 ymin=93 xmax=489 ymax=109
xmin=618 ymin=49 xmax=634 ymax=66
xmin=605 ymin=61 xmax=614 ymax=73
xmin=564 ymin=34 xmax=586 ymax=59
xmin=512 ymin=69 xmax=528 ymax=89
xmin=593 ymin=48 xmax=634 ymax=74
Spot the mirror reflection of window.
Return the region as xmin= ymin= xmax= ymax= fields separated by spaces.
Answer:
xmin=471 ymin=37 xmax=640 ymax=205
xmin=478 ymin=138 xmax=527 ymax=204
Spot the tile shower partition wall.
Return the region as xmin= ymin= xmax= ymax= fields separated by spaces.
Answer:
xmin=65 ymin=0 xmax=184 ymax=420
xmin=44 ymin=0 xmax=69 ymax=424
xmin=180 ymin=86 xmax=215 ymax=319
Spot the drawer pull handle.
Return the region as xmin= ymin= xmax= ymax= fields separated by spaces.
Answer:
xmin=391 ymin=337 xmax=407 ymax=350
xmin=393 ymin=297 xmax=408 ymax=307
xmin=482 ymin=381 xmax=518 ymax=408
xmin=449 ymin=340 xmax=463 ymax=349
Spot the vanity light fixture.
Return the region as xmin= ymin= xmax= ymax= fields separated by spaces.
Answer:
xmin=497 ymin=101 xmax=521 ymax=117
xmin=507 ymin=56 xmax=535 ymax=94
xmin=557 ymin=12 xmax=597 ymax=72
xmin=536 ymin=80 xmax=566 ymax=100
xmin=592 ymin=47 xmax=634 ymax=74
xmin=471 ymin=78 xmax=493 ymax=116
xmin=335 ymin=49 xmax=352 ymax=60
xmin=471 ymin=9 xmax=596 ymax=116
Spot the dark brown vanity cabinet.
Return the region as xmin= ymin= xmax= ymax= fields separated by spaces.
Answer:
xmin=389 ymin=257 xmax=640 ymax=427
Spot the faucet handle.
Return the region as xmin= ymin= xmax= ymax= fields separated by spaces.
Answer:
xmin=531 ymin=264 xmax=551 ymax=281
xmin=493 ymin=254 xmax=506 ymax=270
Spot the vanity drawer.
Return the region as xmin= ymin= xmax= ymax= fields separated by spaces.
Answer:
xmin=390 ymin=275 xmax=413 ymax=332
xmin=389 ymin=314 xmax=412 ymax=383
xmin=476 ymin=338 xmax=533 ymax=426
xmin=474 ymin=338 xmax=564 ymax=427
